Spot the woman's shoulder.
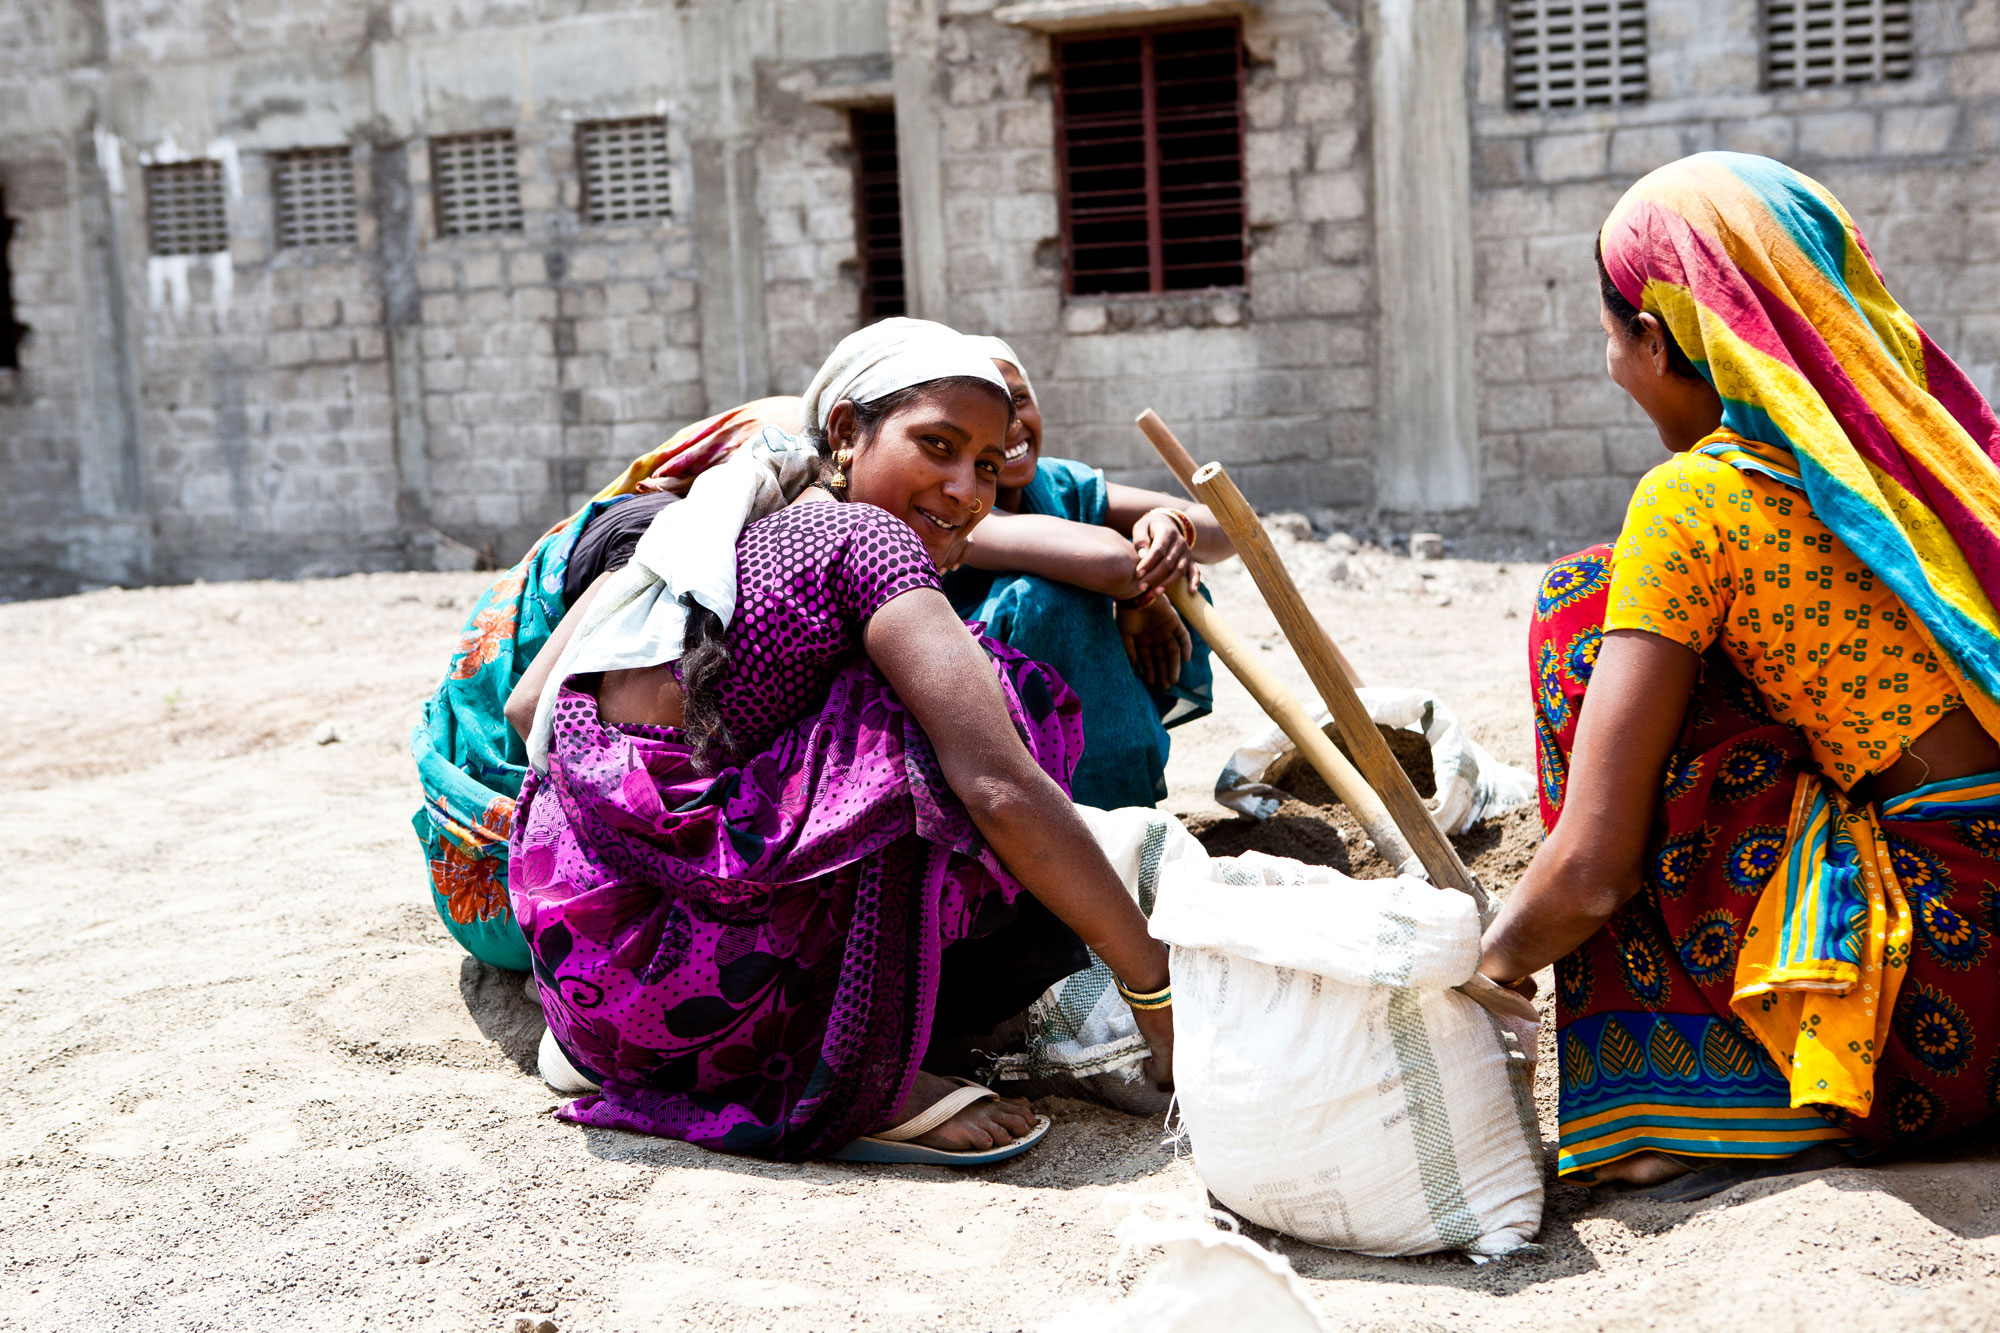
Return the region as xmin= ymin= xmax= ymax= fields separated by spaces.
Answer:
xmin=749 ymin=497 xmax=929 ymax=557
xmin=1630 ymin=448 xmax=1756 ymax=516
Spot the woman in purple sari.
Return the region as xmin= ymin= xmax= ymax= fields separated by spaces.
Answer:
xmin=504 ymin=321 xmax=1174 ymax=1163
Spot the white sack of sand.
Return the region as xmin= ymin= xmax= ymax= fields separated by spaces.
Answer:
xmin=1146 ymin=830 xmax=1544 ymax=1258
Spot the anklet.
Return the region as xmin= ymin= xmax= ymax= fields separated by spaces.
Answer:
xmin=1116 ymin=978 xmax=1173 ymax=1010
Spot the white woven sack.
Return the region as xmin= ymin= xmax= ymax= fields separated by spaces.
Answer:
xmin=1214 ymin=687 xmax=1535 ymax=834
xmin=1150 ymin=855 xmax=1543 ymax=1257
xmin=988 ymin=806 xmax=1205 ymax=1113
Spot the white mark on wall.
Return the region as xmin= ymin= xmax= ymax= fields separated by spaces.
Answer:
xmin=208 ymin=252 xmax=235 ymax=323
xmin=136 ymin=133 xmax=240 ymax=197
xmin=149 ymin=255 xmax=193 ymax=319
xmin=93 ymin=127 xmax=125 ymax=195
xmin=519 ymin=39 xmax=535 ymax=121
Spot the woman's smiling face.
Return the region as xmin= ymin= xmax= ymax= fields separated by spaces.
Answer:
xmin=834 ymin=379 xmax=1013 ymax=566
xmin=994 ymin=361 xmax=1042 ymax=491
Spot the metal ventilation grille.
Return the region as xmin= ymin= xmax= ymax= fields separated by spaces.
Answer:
xmin=146 ymin=160 xmax=230 ymax=256
xmin=850 ymin=108 xmax=906 ymax=319
xmin=578 ymin=118 xmax=673 ymax=224
xmin=273 ymin=147 xmax=357 ymax=248
xmin=1055 ymin=24 xmax=1246 ymax=296
xmin=1765 ymin=0 xmax=1912 ymax=87
xmin=1508 ymin=0 xmax=1650 ymax=110
xmin=431 ymin=131 xmax=523 ymax=237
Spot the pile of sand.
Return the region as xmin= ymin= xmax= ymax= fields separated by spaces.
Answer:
xmin=3 ymin=553 xmax=1996 ymax=1332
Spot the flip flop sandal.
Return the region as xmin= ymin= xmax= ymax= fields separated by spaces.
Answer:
xmin=827 ymin=1078 xmax=1050 ymax=1166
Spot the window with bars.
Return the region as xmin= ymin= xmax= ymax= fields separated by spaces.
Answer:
xmin=1 ymin=189 xmax=20 ymax=370
xmin=273 ymin=147 xmax=357 ymax=248
xmin=578 ymin=117 xmax=674 ymax=224
xmin=1765 ymin=0 xmax=1912 ymax=87
xmin=431 ymin=131 xmax=523 ymax=238
xmin=849 ymin=108 xmax=907 ymax=319
xmin=1507 ymin=0 xmax=1650 ymax=110
xmin=145 ymin=160 xmax=230 ymax=256
xmin=1054 ymin=24 xmax=1246 ymax=296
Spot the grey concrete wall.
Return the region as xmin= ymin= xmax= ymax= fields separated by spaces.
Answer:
xmin=0 ymin=0 xmax=885 ymax=592
xmin=923 ymin=0 xmax=1381 ymax=512
xmin=1468 ymin=0 xmax=2000 ymax=542
xmin=6 ymin=0 xmax=1998 ymax=593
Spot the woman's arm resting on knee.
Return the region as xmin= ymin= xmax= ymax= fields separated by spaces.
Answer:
xmin=953 ymin=512 xmax=1147 ymax=599
xmin=865 ymin=587 xmax=1175 ymax=1078
xmin=1479 ymin=629 xmax=1701 ymax=984
xmin=1103 ymin=484 xmax=1233 ymax=562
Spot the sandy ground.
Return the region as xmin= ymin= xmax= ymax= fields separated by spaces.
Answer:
xmin=4 ymin=534 xmax=1999 ymax=1332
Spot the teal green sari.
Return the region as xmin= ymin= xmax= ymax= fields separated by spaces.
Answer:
xmin=943 ymin=458 xmax=1212 ymax=810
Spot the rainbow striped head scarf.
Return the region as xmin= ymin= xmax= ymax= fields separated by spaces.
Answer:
xmin=1600 ymin=152 xmax=2000 ymax=735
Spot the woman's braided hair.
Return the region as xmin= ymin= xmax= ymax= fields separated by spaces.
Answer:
xmin=675 ymin=376 xmax=1010 ymax=774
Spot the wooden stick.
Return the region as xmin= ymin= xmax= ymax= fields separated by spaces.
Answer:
xmin=1166 ymin=583 xmax=1419 ymax=876
xmin=1132 ymin=409 xmax=1486 ymax=909
xmin=1136 ymin=409 xmax=1201 ymax=493
xmin=1185 ymin=459 xmax=1488 ymax=912
xmin=1135 ymin=410 xmax=1364 ymax=690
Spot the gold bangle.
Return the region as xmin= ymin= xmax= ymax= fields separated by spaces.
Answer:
xmin=1148 ymin=506 xmax=1196 ymax=546
xmin=1116 ymin=978 xmax=1173 ymax=1010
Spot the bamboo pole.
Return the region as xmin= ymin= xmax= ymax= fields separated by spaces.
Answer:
xmin=1135 ymin=411 xmax=1489 ymax=914
xmin=1166 ymin=583 xmax=1419 ymax=877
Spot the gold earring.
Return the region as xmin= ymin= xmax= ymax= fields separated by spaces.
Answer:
xmin=830 ymin=449 xmax=853 ymax=491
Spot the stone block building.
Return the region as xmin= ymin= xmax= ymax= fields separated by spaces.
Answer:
xmin=0 ymin=0 xmax=1994 ymax=594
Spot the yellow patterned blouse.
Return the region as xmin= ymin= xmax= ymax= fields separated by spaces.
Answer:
xmin=1605 ymin=429 xmax=1962 ymax=790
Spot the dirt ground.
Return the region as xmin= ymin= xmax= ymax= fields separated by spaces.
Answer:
xmin=4 ymin=532 xmax=1998 ymax=1332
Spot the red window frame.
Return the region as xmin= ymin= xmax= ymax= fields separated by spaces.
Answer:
xmin=1053 ymin=21 xmax=1247 ymax=297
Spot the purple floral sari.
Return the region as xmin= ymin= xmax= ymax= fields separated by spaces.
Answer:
xmin=510 ymin=634 xmax=1082 ymax=1158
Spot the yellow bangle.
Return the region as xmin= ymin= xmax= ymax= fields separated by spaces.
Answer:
xmin=1116 ymin=978 xmax=1173 ymax=1010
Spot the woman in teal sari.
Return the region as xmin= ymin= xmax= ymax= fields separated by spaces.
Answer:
xmin=942 ymin=339 xmax=1232 ymax=809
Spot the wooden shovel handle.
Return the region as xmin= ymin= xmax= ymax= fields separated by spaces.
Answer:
xmin=1135 ymin=411 xmax=1488 ymax=913
xmin=1167 ymin=583 xmax=1419 ymax=876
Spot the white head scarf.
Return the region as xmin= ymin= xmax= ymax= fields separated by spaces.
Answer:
xmin=800 ymin=317 xmax=1009 ymax=433
xmin=964 ymin=335 xmax=1037 ymax=406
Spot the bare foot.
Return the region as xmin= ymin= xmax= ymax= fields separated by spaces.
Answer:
xmin=1588 ymin=1151 xmax=1692 ymax=1186
xmin=881 ymin=1071 xmax=1037 ymax=1152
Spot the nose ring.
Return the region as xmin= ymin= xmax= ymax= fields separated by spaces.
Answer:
xmin=968 ymin=498 xmax=985 ymax=515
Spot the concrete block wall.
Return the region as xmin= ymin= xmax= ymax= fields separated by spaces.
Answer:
xmin=133 ymin=143 xmax=405 ymax=584
xmin=405 ymin=121 xmax=706 ymax=561
xmin=1468 ymin=0 xmax=2000 ymax=541
xmin=927 ymin=0 xmax=1380 ymax=511
xmin=0 ymin=138 xmax=93 ymax=596
xmin=754 ymin=59 xmax=884 ymax=397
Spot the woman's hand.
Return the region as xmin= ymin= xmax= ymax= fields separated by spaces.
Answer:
xmin=1117 ymin=597 xmax=1193 ymax=689
xmin=1477 ymin=629 xmax=1698 ymax=981
xmin=1132 ymin=1003 xmax=1175 ymax=1091
xmin=1131 ymin=508 xmax=1199 ymax=597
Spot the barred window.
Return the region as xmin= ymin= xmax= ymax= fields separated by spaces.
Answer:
xmin=273 ymin=147 xmax=357 ymax=248
xmin=1765 ymin=0 xmax=1912 ymax=87
xmin=146 ymin=160 xmax=230 ymax=256
xmin=431 ymin=131 xmax=523 ymax=238
xmin=849 ymin=108 xmax=906 ymax=319
xmin=1508 ymin=0 xmax=1650 ymax=110
xmin=1054 ymin=24 xmax=1246 ymax=296
xmin=578 ymin=117 xmax=673 ymax=224
xmin=1 ymin=188 xmax=20 ymax=370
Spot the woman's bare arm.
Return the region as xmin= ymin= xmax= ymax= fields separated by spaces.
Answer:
xmin=1478 ymin=629 xmax=1701 ymax=983
xmin=1103 ymin=483 xmax=1232 ymax=562
xmin=865 ymin=586 xmax=1174 ymax=1082
xmin=953 ymin=512 xmax=1147 ymax=599
xmin=504 ymin=573 xmax=611 ymax=740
